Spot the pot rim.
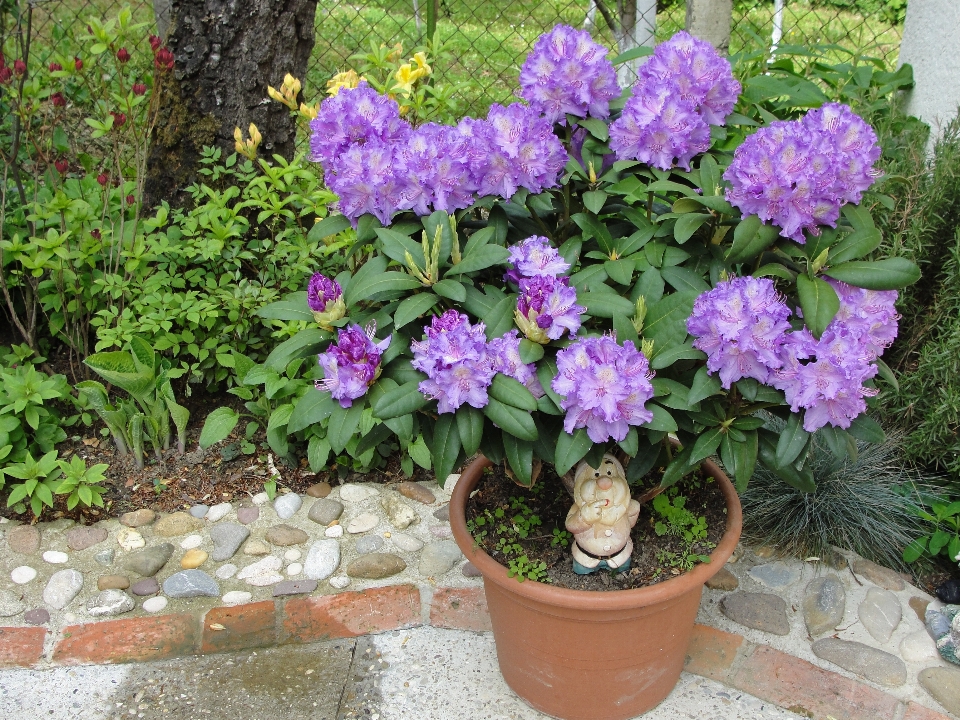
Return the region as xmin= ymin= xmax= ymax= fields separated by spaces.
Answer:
xmin=449 ymin=455 xmax=743 ymax=611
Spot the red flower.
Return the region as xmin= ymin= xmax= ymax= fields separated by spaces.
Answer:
xmin=125 ymin=194 xmax=136 ymax=206
xmin=0 ymin=68 xmax=11 ymax=85
xmin=154 ymin=48 xmax=174 ymax=72
xmin=54 ymin=159 xmax=69 ymax=174
xmin=116 ymin=48 xmax=130 ymax=63
xmin=49 ymin=62 xmax=62 ymax=72
xmin=97 ymin=173 xmax=108 ymax=187
xmin=132 ymin=83 xmax=147 ymax=96
xmin=91 ymin=229 xmax=102 ymax=240
xmin=74 ymin=56 xmax=83 ymax=71
xmin=13 ymin=59 xmax=26 ymax=76
xmin=149 ymin=35 xmax=162 ymax=52
xmin=51 ymin=92 xmax=66 ymax=107
xmin=110 ymin=111 xmax=127 ymax=128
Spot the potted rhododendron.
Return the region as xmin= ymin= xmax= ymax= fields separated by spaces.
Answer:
xmin=256 ymin=25 xmax=917 ymax=720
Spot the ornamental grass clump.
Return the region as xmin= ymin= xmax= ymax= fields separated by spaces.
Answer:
xmin=254 ymin=23 xmax=919 ymax=500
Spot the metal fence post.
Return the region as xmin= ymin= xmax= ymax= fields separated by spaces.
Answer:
xmin=899 ymin=0 xmax=960 ymax=137
xmin=426 ymin=0 xmax=438 ymax=42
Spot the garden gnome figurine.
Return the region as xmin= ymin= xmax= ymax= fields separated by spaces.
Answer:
xmin=566 ymin=454 xmax=640 ymax=574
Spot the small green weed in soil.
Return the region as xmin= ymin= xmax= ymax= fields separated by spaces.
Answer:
xmin=466 ymin=463 xmax=726 ymax=591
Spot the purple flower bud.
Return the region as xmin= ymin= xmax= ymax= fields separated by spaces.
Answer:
xmin=552 ymin=335 xmax=656 ymax=444
xmin=515 ymin=275 xmax=584 ymax=343
xmin=307 ymin=272 xmax=346 ymax=328
xmin=316 ymin=323 xmax=390 ymax=408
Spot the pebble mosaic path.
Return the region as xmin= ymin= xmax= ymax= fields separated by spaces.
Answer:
xmin=0 ymin=472 xmax=956 ymax=719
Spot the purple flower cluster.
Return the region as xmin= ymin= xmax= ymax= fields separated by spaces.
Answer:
xmin=686 ymin=276 xmax=793 ymax=389
xmin=518 ymin=24 xmax=620 ymax=125
xmin=487 ymin=330 xmax=545 ymax=398
xmin=552 ymin=335 xmax=656 ymax=443
xmin=723 ymin=103 xmax=881 ymax=243
xmin=411 ymin=310 xmax=495 ymax=414
xmin=309 ymin=83 xmax=410 ymax=167
xmin=505 ymin=235 xmax=570 ymax=284
xmin=516 ymin=276 xmax=584 ymax=342
xmin=771 ymin=280 xmax=898 ymax=431
xmin=610 ymin=31 xmax=740 ymax=171
xmin=687 ymin=276 xmax=899 ymax=431
xmin=315 ymin=97 xmax=565 ymax=225
xmin=316 ymin=323 xmax=391 ymax=408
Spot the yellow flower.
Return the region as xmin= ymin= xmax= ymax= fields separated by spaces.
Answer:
xmin=413 ymin=51 xmax=431 ymax=77
xmin=326 ymin=69 xmax=361 ymax=97
xmin=267 ymin=73 xmax=302 ymax=110
xmin=233 ymin=123 xmax=262 ymax=161
xmin=394 ymin=63 xmax=419 ymax=95
xmin=299 ymin=102 xmax=319 ymax=120
xmin=386 ymin=43 xmax=404 ymax=63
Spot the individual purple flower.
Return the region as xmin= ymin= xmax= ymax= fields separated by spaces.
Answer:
xmin=411 ymin=310 xmax=495 ymax=414
xmin=325 ymin=140 xmax=407 ymax=226
xmin=636 ymin=31 xmax=741 ymax=126
xmin=724 ymin=104 xmax=881 ymax=243
xmin=316 ymin=323 xmax=391 ymax=408
xmin=686 ymin=276 xmax=793 ymax=388
xmin=309 ymin=82 xmax=411 ymax=169
xmin=395 ymin=123 xmax=476 ymax=215
xmin=461 ymin=104 xmax=567 ymax=200
xmin=487 ymin=330 xmax=545 ymax=398
xmin=609 ymin=84 xmax=711 ymax=171
xmin=515 ymin=275 xmax=584 ymax=343
xmin=307 ymin=272 xmax=346 ymax=328
xmin=518 ymin=24 xmax=620 ymax=125
xmin=505 ymin=236 xmax=570 ymax=284
xmin=552 ymin=335 xmax=656 ymax=443
xmin=827 ymin=279 xmax=899 ymax=359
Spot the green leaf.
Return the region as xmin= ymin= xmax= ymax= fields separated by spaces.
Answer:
xmin=796 ymin=275 xmax=840 ymax=339
xmin=489 ymin=374 xmax=538 ymax=411
xmin=874 ymin=358 xmax=899 ymax=391
xmin=829 ymin=227 xmax=882 ymax=264
xmin=446 ymin=244 xmax=510 ymax=276
xmin=327 ymin=401 xmax=365 ymax=454
xmin=375 ymin=227 xmax=425 ymax=267
xmin=642 ymin=404 xmax=678 ymax=433
xmin=355 ymin=422 xmax=392 ymax=457
xmin=610 ymin=45 xmax=654 ymax=64
xmin=660 ymin=265 xmax=710 ymax=294
xmin=674 ymin=214 xmax=710 ymax=243
xmin=618 ymin=426 xmax=639 ymax=458
xmin=583 ymin=190 xmax=607 ymax=214
xmin=699 ymin=155 xmax=720 ymax=195
xmin=432 ymin=279 xmax=466 ymax=302
xmin=689 ymin=427 xmax=724 ymax=465
xmin=483 ymin=399 xmax=538 ymax=442
xmin=847 ymin=413 xmax=885 ymax=444
xmin=603 ymin=258 xmax=634 ymax=285
xmin=576 ymin=117 xmax=610 ymax=141
xmin=199 ymin=408 xmax=240 ymax=450
xmin=456 ymin=406 xmax=484 ymax=456
xmin=555 ymin=428 xmax=593 ymax=476
xmin=579 ymin=292 xmax=636 ymax=318
xmin=643 ymin=292 xmax=696 ymax=350
xmin=519 ymin=340 xmax=544 ymax=364
xmin=308 ymin=436 xmax=331 ymax=472
xmin=823 ymin=258 xmax=921 ymax=290
xmin=902 ymin=537 xmax=927 ymax=563
xmin=256 ymin=291 xmax=314 ymax=321
xmin=720 ymin=430 xmax=758 ymax=492
xmin=348 ymin=271 xmax=422 ymax=305
xmin=503 ymin=434 xmax=535 ymax=487
xmin=343 ymin=256 xmax=387 ymax=306
xmin=265 ymin=328 xmax=329 ymax=370
xmin=288 ymin=391 xmax=337 ymax=434
xmin=572 ymin=213 xmax=614 ymax=254
xmin=758 ymin=433 xmax=816 ymax=492
xmin=775 ymin=413 xmax=809 ymax=467
xmin=649 ymin=342 xmax=706 ymax=369
xmin=408 ymin=435 xmax=433 ymax=469
xmin=83 ymin=351 xmax=154 ymax=401
xmin=373 ymin=381 xmax=428 ymax=420
xmin=726 ymin=216 xmax=780 ymax=264
xmin=308 ymin=213 xmax=351 ymax=244
xmin=688 ymin=366 xmax=722 ymax=406
xmin=483 ymin=296 xmax=517 ymax=340
xmin=660 ymin=446 xmax=696 ymax=488
xmin=432 ymin=414 xmax=462 ymax=485
xmin=394 ymin=294 xmax=439 ymax=330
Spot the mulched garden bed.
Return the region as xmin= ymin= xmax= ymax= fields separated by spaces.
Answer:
xmin=464 ymin=461 xmax=728 ymax=592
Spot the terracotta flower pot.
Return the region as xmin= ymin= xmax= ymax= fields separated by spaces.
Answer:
xmin=449 ymin=455 xmax=743 ymax=720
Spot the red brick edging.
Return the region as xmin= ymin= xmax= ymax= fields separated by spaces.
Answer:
xmin=0 ymin=585 xmax=949 ymax=720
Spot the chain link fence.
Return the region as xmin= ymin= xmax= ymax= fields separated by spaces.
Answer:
xmin=11 ymin=0 xmax=905 ymax=118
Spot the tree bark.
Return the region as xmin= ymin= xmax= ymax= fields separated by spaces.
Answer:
xmin=143 ymin=0 xmax=318 ymax=209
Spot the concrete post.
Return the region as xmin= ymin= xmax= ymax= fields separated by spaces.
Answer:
xmin=898 ymin=0 xmax=960 ymax=134
xmin=685 ymin=0 xmax=733 ymax=52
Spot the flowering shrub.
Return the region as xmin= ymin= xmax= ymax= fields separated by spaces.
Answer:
xmin=235 ymin=26 xmax=919 ymax=494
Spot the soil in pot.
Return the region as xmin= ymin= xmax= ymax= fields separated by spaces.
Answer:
xmin=465 ymin=461 xmax=727 ymax=591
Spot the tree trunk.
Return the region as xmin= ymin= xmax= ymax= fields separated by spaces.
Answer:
xmin=143 ymin=0 xmax=318 ymax=209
